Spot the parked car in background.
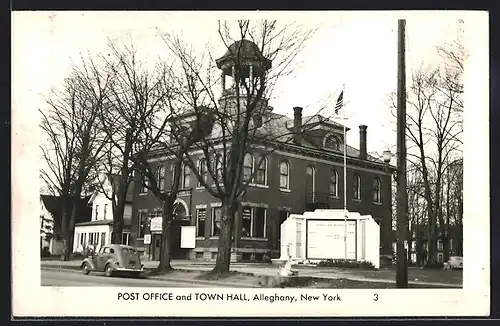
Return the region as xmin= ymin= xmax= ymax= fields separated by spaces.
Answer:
xmin=443 ymin=256 xmax=463 ymax=270
xmin=80 ymin=244 xmax=145 ymax=277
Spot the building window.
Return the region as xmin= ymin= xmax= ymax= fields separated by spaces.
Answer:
xmin=140 ymin=176 xmax=149 ymax=193
xmin=372 ymin=177 xmax=381 ymax=203
xmin=157 ymin=165 xmax=165 ymax=192
xmin=243 ymin=153 xmax=254 ymax=182
xmin=353 ymin=173 xmax=361 ymax=200
xmin=196 ymin=208 xmax=206 ymax=237
xmin=255 ymin=156 xmax=267 ymax=185
xmin=104 ymin=204 xmax=108 ymax=219
xmin=325 ymin=135 xmax=341 ymax=151
xmin=198 ymin=159 xmax=208 ymax=187
xmin=306 ymin=165 xmax=316 ymax=201
xmin=80 ymin=233 xmax=86 ymax=245
xmin=211 ymin=207 xmax=222 ymax=236
xmin=182 ymin=165 xmax=191 ymax=188
xmin=122 ymin=232 xmax=130 ymax=245
xmin=95 ymin=205 xmax=99 ymax=220
xmin=329 ymin=169 xmax=338 ymax=197
xmin=279 ymin=161 xmax=290 ymax=189
xmin=101 ymin=232 xmax=106 ymax=246
xmin=437 ymin=239 xmax=443 ymax=251
xmin=241 ymin=206 xmax=266 ymax=238
xmin=138 ymin=211 xmax=148 ymax=238
xmin=89 ymin=232 xmax=99 ymax=246
xmin=212 ymin=153 xmax=224 ymax=184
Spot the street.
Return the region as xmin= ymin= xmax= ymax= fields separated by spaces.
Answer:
xmin=41 ymin=269 xmax=220 ymax=287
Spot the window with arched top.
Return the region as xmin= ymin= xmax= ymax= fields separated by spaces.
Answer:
xmin=324 ymin=135 xmax=342 ymax=151
xmin=212 ymin=152 xmax=224 ymax=184
xmin=182 ymin=164 xmax=191 ymax=188
xmin=305 ymin=165 xmax=316 ymax=200
xmin=197 ymin=159 xmax=208 ymax=187
xmin=329 ymin=169 xmax=339 ymax=198
xmin=243 ymin=153 xmax=254 ymax=182
xmin=353 ymin=173 xmax=361 ymax=201
xmin=157 ymin=165 xmax=165 ymax=192
xmin=372 ymin=177 xmax=381 ymax=203
xmin=279 ymin=161 xmax=290 ymax=190
xmin=255 ymin=155 xmax=268 ymax=185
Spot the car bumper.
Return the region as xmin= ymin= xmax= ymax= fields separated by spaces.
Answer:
xmin=113 ymin=267 xmax=145 ymax=272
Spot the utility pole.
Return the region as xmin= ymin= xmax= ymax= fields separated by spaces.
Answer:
xmin=396 ymin=18 xmax=409 ymax=288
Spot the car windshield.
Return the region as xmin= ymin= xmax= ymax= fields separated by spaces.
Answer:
xmin=122 ymin=248 xmax=137 ymax=254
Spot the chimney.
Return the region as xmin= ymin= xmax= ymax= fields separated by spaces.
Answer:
xmin=293 ymin=106 xmax=303 ymax=145
xmin=359 ymin=125 xmax=367 ymax=159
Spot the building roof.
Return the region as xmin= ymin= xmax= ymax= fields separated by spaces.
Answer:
xmin=75 ymin=218 xmax=132 ymax=227
xmin=40 ymin=195 xmax=93 ymax=235
xmin=258 ymin=112 xmax=384 ymax=164
xmin=216 ymin=39 xmax=272 ymax=71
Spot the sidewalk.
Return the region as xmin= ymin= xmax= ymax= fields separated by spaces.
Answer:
xmin=40 ymin=259 xmax=462 ymax=288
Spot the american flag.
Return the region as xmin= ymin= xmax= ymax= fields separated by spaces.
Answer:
xmin=335 ymin=90 xmax=344 ymax=114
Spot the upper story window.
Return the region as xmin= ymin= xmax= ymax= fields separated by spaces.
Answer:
xmin=212 ymin=152 xmax=224 ymax=184
xmin=182 ymin=164 xmax=191 ymax=189
xmin=198 ymin=159 xmax=208 ymax=187
xmin=352 ymin=173 xmax=361 ymax=201
xmin=95 ymin=204 xmax=99 ymax=220
xmin=243 ymin=153 xmax=254 ymax=182
xmin=324 ymin=134 xmax=342 ymax=151
xmin=372 ymin=177 xmax=381 ymax=203
xmin=329 ymin=169 xmax=339 ymax=198
xmin=279 ymin=160 xmax=290 ymax=190
xmin=255 ymin=155 xmax=268 ymax=185
xmin=157 ymin=165 xmax=165 ymax=192
xmin=140 ymin=176 xmax=149 ymax=194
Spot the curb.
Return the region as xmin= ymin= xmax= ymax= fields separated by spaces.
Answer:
xmin=41 ymin=266 xmax=262 ymax=288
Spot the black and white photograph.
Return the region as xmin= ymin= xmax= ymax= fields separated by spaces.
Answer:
xmin=12 ymin=10 xmax=489 ymax=317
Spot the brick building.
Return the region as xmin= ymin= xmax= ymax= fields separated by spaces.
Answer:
xmin=130 ymin=39 xmax=395 ymax=262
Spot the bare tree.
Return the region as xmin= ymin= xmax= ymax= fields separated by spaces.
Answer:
xmin=40 ymin=54 xmax=111 ymax=260
xmin=95 ymin=40 xmax=179 ymax=245
xmin=156 ymin=20 xmax=319 ymax=276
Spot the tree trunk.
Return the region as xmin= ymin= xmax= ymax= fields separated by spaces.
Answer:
xmin=212 ymin=201 xmax=237 ymax=276
xmin=112 ymin=167 xmax=130 ymax=244
xmin=157 ymin=196 xmax=175 ymax=272
xmin=426 ymin=219 xmax=438 ymax=266
xmin=67 ymin=179 xmax=84 ymax=256
xmin=59 ymin=195 xmax=71 ymax=261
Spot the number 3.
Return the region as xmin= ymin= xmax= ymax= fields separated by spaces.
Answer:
xmin=373 ymin=294 xmax=378 ymax=301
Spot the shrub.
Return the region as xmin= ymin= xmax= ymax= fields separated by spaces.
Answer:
xmin=41 ymin=246 xmax=51 ymax=257
xmin=317 ymin=259 xmax=375 ymax=269
xmin=262 ymin=254 xmax=272 ymax=264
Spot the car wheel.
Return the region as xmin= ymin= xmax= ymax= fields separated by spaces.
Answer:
xmin=82 ymin=263 xmax=90 ymax=275
xmin=105 ymin=264 xmax=113 ymax=277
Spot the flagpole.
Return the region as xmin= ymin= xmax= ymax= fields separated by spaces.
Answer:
xmin=343 ymin=117 xmax=347 ymax=261
xmin=334 ymin=85 xmax=348 ymax=261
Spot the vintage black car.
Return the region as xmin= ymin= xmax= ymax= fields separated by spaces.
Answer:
xmin=80 ymin=244 xmax=145 ymax=277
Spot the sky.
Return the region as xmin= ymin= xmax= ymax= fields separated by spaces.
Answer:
xmin=12 ymin=11 xmax=465 ymax=186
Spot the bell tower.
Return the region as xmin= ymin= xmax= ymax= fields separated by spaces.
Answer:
xmin=215 ymin=39 xmax=272 ymax=103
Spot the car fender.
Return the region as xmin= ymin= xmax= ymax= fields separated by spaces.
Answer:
xmin=81 ymin=258 xmax=97 ymax=270
xmin=105 ymin=258 xmax=119 ymax=270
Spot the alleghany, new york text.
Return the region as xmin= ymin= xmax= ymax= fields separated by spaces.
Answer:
xmin=118 ymin=292 xmax=342 ymax=303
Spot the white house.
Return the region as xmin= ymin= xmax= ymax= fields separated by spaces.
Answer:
xmin=40 ymin=195 xmax=59 ymax=254
xmin=73 ymin=175 xmax=133 ymax=254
